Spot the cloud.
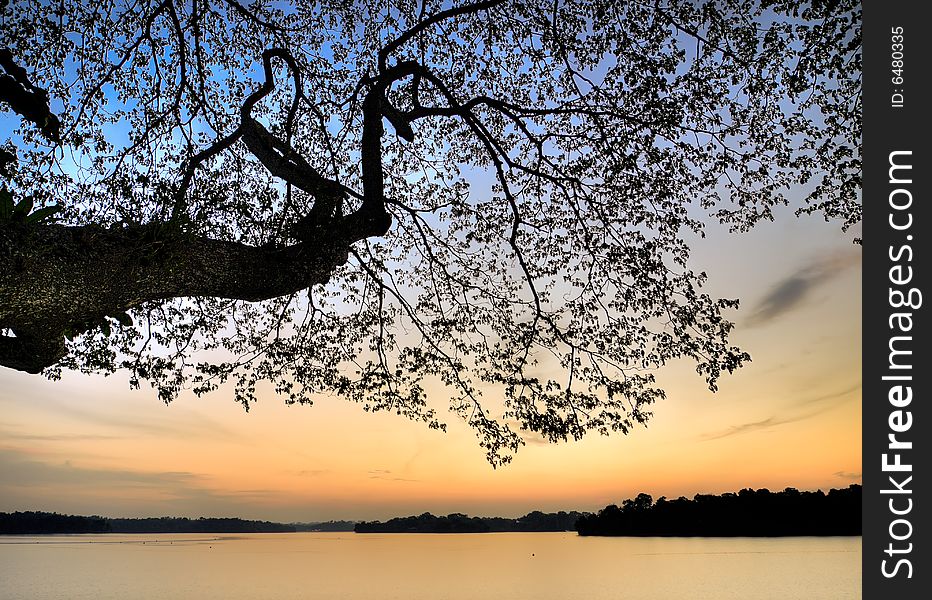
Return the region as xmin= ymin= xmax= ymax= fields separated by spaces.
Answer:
xmin=0 ymin=447 xmax=272 ymax=517
xmin=746 ymin=249 xmax=860 ymax=326
xmin=295 ymin=469 xmax=330 ymax=477
xmin=0 ymin=447 xmax=203 ymax=488
xmin=702 ymin=381 xmax=859 ymax=441
xmin=367 ymin=469 xmax=419 ymax=482
xmin=35 ymin=399 xmax=242 ymax=442
xmin=0 ymin=428 xmax=122 ymax=442
xmin=796 ymin=382 xmax=861 ymax=407
xmin=222 ymin=489 xmax=279 ymax=499
xmin=833 ymin=471 xmax=862 ymax=481
xmin=701 ymin=415 xmax=803 ymax=441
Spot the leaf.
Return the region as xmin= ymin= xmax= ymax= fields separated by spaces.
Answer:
xmin=12 ymin=195 xmax=33 ymax=216
xmin=114 ymin=312 xmax=133 ymax=327
xmin=100 ymin=321 xmax=111 ymax=337
xmin=24 ymin=205 xmax=62 ymax=224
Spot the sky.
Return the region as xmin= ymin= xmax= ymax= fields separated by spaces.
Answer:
xmin=0 ymin=3 xmax=861 ymax=523
xmin=0 ymin=204 xmax=861 ymax=522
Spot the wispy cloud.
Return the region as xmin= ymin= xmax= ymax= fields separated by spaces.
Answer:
xmin=35 ymin=399 xmax=242 ymax=442
xmin=746 ymin=250 xmax=859 ymax=326
xmin=367 ymin=469 xmax=419 ymax=483
xmin=0 ymin=447 xmax=204 ymax=488
xmin=796 ymin=382 xmax=861 ymax=407
xmin=701 ymin=415 xmax=804 ymax=441
xmin=0 ymin=426 xmax=122 ymax=443
xmin=222 ymin=489 xmax=279 ymax=499
xmin=701 ymin=381 xmax=860 ymax=441
xmin=295 ymin=469 xmax=330 ymax=477
xmin=833 ymin=471 xmax=862 ymax=481
xmin=0 ymin=447 xmax=277 ymax=516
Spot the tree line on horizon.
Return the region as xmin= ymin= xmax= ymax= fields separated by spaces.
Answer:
xmin=1 ymin=485 xmax=861 ymax=536
xmin=576 ymin=485 xmax=861 ymax=536
xmin=0 ymin=513 xmax=295 ymax=534
xmin=355 ymin=510 xmax=586 ymax=533
xmin=0 ymin=511 xmax=112 ymax=534
xmin=292 ymin=520 xmax=357 ymax=532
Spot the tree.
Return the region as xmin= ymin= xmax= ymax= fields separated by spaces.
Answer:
xmin=0 ymin=0 xmax=860 ymax=464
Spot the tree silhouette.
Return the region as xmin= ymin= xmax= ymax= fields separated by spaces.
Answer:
xmin=0 ymin=1 xmax=859 ymax=464
xmin=575 ymin=485 xmax=862 ymax=536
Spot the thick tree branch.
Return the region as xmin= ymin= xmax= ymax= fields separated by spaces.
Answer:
xmin=0 ymin=42 xmax=400 ymax=374
xmin=0 ymin=222 xmax=350 ymax=373
xmin=0 ymin=49 xmax=60 ymax=143
xmin=174 ymin=47 xmax=387 ymax=243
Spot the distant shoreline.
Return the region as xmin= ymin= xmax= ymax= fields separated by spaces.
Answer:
xmin=355 ymin=510 xmax=585 ymax=534
xmin=357 ymin=486 xmax=861 ymax=536
xmin=2 ymin=485 xmax=861 ymax=536
xmin=0 ymin=514 xmax=355 ymax=535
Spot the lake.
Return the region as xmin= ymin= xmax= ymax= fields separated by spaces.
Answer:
xmin=0 ymin=532 xmax=860 ymax=599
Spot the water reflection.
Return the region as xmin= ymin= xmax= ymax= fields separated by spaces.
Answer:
xmin=1 ymin=532 xmax=860 ymax=600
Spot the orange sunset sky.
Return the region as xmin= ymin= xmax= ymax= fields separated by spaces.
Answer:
xmin=1 ymin=207 xmax=860 ymax=523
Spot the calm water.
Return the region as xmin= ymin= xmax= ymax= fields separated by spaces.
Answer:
xmin=0 ymin=532 xmax=860 ymax=599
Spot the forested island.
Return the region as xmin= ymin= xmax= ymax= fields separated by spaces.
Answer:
xmin=354 ymin=486 xmax=860 ymax=536
xmin=292 ymin=520 xmax=357 ymax=532
xmin=576 ymin=485 xmax=861 ymax=536
xmin=355 ymin=511 xmax=586 ymax=533
xmin=108 ymin=517 xmax=295 ymax=533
